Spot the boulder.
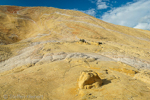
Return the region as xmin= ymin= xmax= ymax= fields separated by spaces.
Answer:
xmin=78 ymin=70 xmax=102 ymax=89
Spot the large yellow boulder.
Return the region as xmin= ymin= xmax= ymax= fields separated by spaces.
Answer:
xmin=78 ymin=70 xmax=102 ymax=89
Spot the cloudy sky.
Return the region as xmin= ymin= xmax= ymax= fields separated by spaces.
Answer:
xmin=1 ymin=0 xmax=150 ymax=30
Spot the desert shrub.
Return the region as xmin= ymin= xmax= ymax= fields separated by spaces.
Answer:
xmin=79 ymin=39 xmax=86 ymax=43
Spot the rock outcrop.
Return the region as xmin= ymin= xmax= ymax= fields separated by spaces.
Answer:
xmin=78 ymin=70 xmax=102 ymax=89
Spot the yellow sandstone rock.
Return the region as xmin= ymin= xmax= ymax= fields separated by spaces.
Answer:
xmin=78 ymin=70 xmax=102 ymax=89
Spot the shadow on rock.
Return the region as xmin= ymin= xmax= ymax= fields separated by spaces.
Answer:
xmin=102 ymin=79 xmax=111 ymax=85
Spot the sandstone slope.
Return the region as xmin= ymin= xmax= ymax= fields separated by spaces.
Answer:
xmin=0 ymin=6 xmax=150 ymax=100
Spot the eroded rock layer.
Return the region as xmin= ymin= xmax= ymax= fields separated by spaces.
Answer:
xmin=0 ymin=6 xmax=150 ymax=100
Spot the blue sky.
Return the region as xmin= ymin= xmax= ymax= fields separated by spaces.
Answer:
xmin=1 ymin=0 xmax=150 ymax=30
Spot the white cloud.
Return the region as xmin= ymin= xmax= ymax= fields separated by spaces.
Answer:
xmin=83 ymin=9 xmax=96 ymax=16
xmin=89 ymin=0 xmax=109 ymax=9
xmin=97 ymin=3 xmax=108 ymax=9
xmin=72 ymin=8 xmax=96 ymax=17
xmin=89 ymin=0 xmax=96 ymax=3
xmin=97 ymin=0 xmax=109 ymax=9
xmin=134 ymin=23 xmax=150 ymax=29
xmin=112 ymin=1 xmax=117 ymax=4
xmin=101 ymin=0 xmax=150 ymax=30
xmin=134 ymin=15 xmax=150 ymax=29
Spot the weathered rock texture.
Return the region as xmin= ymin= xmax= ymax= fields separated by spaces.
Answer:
xmin=78 ymin=70 xmax=102 ymax=89
xmin=0 ymin=6 xmax=150 ymax=100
